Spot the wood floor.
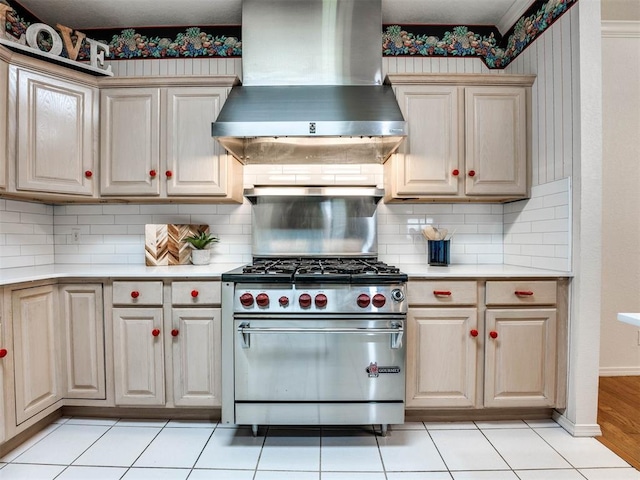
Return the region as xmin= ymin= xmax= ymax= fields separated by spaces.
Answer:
xmin=597 ymin=375 xmax=640 ymax=470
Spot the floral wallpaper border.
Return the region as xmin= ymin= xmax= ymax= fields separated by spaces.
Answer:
xmin=4 ymin=0 xmax=577 ymax=69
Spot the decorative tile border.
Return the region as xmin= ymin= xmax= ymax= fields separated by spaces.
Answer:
xmin=4 ymin=0 xmax=577 ymax=69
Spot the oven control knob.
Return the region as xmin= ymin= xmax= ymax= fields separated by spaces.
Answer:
xmin=256 ymin=293 xmax=269 ymax=307
xmin=299 ymin=293 xmax=312 ymax=308
xmin=239 ymin=293 xmax=254 ymax=307
xmin=372 ymin=293 xmax=386 ymax=308
xmin=391 ymin=289 xmax=405 ymax=302
xmin=279 ymin=296 xmax=289 ymax=307
xmin=315 ymin=293 xmax=328 ymax=308
xmin=357 ymin=293 xmax=371 ymax=308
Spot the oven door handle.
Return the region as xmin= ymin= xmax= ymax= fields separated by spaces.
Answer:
xmin=237 ymin=322 xmax=404 ymax=349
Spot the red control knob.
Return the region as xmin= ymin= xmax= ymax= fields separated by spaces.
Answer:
xmin=299 ymin=293 xmax=312 ymax=308
xmin=489 ymin=331 xmax=498 ymax=339
xmin=152 ymin=329 xmax=160 ymax=337
xmin=372 ymin=293 xmax=386 ymax=308
xmin=315 ymin=293 xmax=328 ymax=308
xmin=279 ymin=296 xmax=289 ymax=307
xmin=85 ymin=170 xmax=93 ymax=178
xmin=165 ymin=170 xmax=173 ymax=178
xmin=149 ymin=170 xmax=157 ymax=178
xmin=191 ymin=290 xmax=199 ymax=298
xmin=357 ymin=294 xmax=371 ymax=308
xmin=468 ymin=170 xmax=476 ymax=177
xmin=171 ymin=329 xmax=179 ymax=337
xmin=470 ymin=329 xmax=479 ymax=337
xmin=256 ymin=293 xmax=270 ymax=307
xmin=0 ymin=349 xmax=7 ymax=358
xmin=452 ymin=169 xmax=459 ymax=176
xmin=240 ymin=293 xmax=254 ymax=307
xmin=131 ymin=290 xmax=140 ymax=299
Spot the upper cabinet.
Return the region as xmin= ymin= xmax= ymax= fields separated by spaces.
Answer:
xmin=385 ymin=74 xmax=535 ymax=203
xmin=100 ymin=78 xmax=242 ymax=202
xmin=0 ymin=54 xmax=7 ymax=191
xmin=12 ymin=66 xmax=98 ymax=197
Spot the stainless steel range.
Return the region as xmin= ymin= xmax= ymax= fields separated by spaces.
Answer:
xmin=221 ymin=188 xmax=408 ymax=436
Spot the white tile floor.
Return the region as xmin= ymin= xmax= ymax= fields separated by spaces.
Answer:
xmin=0 ymin=417 xmax=639 ymax=480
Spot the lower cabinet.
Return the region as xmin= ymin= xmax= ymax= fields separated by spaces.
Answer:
xmin=407 ymin=308 xmax=478 ymax=407
xmin=11 ymin=285 xmax=62 ymax=424
xmin=406 ymin=279 xmax=565 ymax=411
xmin=111 ymin=280 xmax=222 ymax=407
xmin=0 ymin=289 xmax=7 ymax=444
xmin=60 ymin=284 xmax=105 ymax=400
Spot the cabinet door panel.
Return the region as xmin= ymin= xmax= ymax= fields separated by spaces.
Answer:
xmin=407 ymin=308 xmax=478 ymax=407
xmin=171 ymin=308 xmax=221 ymax=406
xmin=484 ymin=309 xmax=557 ymax=407
xmin=465 ymin=87 xmax=527 ymax=196
xmin=112 ymin=308 xmax=164 ymax=405
xmin=60 ymin=285 xmax=105 ymax=399
xmin=0 ymin=59 xmax=7 ymax=190
xmin=12 ymin=285 xmax=61 ymax=424
xmin=390 ymin=86 xmax=460 ymax=196
xmin=16 ymin=68 xmax=95 ymax=195
xmin=166 ymin=88 xmax=229 ymax=196
xmin=100 ymin=88 xmax=160 ymax=196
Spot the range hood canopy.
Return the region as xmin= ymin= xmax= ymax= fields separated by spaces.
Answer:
xmin=211 ymin=0 xmax=407 ymax=165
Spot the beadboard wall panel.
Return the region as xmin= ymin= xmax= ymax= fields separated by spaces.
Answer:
xmin=382 ymin=56 xmax=493 ymax=75
xmin=104 ymin=58 xmax=242 ymax=78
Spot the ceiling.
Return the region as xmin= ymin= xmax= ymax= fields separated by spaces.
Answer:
xmin=11 ymin=0 xmax=534 ymax=35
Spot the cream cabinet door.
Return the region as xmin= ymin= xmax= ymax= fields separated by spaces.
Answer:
xmin=100 ymin=88 xmax=161 ymax=196
xmin=464 ymin=87 xmax=528 ymax=197
xmin=15 ymin=68 xmax=97 ymax=195
xmin=170 ymin=308 xmax=221 ymax=406
xmin=484 ymin=308 xmax=557 ymax=407
xmin=112 ymin=307 xmax=164 ymax=405
xmin=0 ymin=290 xmax=7 ymax=443
xmin=406 ymin=308 xmax=478 ymax=408
xmin=60 ymin=284 xmax=105 ymax=400
xmin=386 ymin=85 xmax=460 ymax=197
xmin=0 ymin=58 xmax=7 ymax=190
xmin=165 ymin=87 xmax=231 ymax=196
xmin=12 ymin=285 xmax=62 ymax=424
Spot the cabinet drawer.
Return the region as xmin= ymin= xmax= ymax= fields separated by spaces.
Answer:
xmin=113 ymin=281 xmax=163 ymax=306
xmin=485 ymin=281 xmax=557 ymax=306
xmin=171 ymin=281 xmax=221 ymax=305
xmin=407 ymin=281 xmax=477 ymax=306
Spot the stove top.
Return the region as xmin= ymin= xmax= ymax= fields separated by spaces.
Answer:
xmin=222 ymin=257 xmax=407 ymax=284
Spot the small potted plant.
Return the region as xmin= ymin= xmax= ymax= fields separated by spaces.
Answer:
xmin=184 ymin=231 xmax=219 ymax=265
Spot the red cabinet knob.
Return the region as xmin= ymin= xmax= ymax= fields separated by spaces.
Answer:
xmin=84 ymin=170 xmax=93 ymax=178
xmin=452 ymin=169 xmax=459 ymax=176
xmin=149 ymin=170 xmax=157 ymax=178
xmin=171 ymin=329 xmax=179 ymax=337
xmin=165 ymin=170 xmax=173 ymax=178
xmin=515 ymin=290 xmax=534 ymax=296
xmin=372 ymin=293 xmax=386 ymax=308
xmin=357 ymin=293 xmax=371 ymax=308
xmin=152 ymin=329 xmax=160 ymax=337
xmin=256 ymin=293 xmax=270 ymax=307
xmin=489 ymin=331 xmax=498 ymax=339
xmin=131 ymin=290 xmax=140 ymax=299
xmin=315 ymin=293 xmax=328 ymax=308
xmin=191 ymin=290 xmax=199 ymax=298
xmin=468 ymin=170 xmax=476 ymax=177
xmin=470 ymin=329 xmax=479 ymax=337
xmin=240 ymin=293 xmax=254 ymax=307
xmin=0 ymin=349 xmax=7 ymax=358
xmin=433 ymin=290 xmax=452 ymax=297
xmin=299 ymin=293 xmax=312 ymax=308
xmin=279 ymin=296 xmax=289 ymax=307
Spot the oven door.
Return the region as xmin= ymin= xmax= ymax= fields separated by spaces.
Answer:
xmin=234 ymin=316 xmax=405 ymax=402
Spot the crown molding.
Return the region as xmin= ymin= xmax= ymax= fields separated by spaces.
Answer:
xmin=601 ymin=20 xmax=640 ymax=38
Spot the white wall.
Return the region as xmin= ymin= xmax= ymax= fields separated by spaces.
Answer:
xmin=599 ymin=18 xmax=640 ymax=375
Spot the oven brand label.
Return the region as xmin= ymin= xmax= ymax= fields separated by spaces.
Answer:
xmin=366 ymin=362 xmax=401 ymax=378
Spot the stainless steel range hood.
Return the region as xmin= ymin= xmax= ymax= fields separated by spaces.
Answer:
xmin=211 ymin=0 xmax=407 ymax=165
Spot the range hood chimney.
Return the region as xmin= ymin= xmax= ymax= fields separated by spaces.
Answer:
xmin=211 ymin=0 xmax=407 ymax=165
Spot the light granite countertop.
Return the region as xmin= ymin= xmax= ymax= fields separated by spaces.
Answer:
xmin=0 ymin=263 xmax=571 ymax=286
